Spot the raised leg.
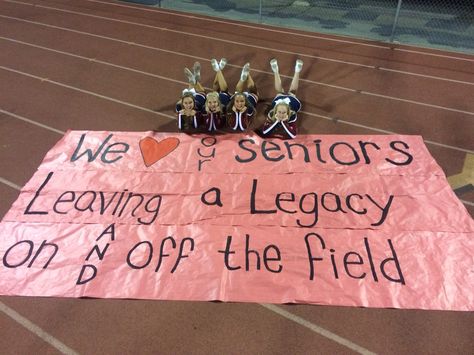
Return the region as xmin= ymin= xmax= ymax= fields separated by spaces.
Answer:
xmin=289 ymin=59 xmax=303 ymax=94
xmin=236 ymin=63 xmax=250 ymax=92
xmin=270 ymin=59 xmax=284 ymax=93
xmin=194 ymin=81 xmax=205 ymax=93
xmin=246 ymin=73 xmax=258 ymax=96
xmin=213 ymin=70 xmax=228 ymax=92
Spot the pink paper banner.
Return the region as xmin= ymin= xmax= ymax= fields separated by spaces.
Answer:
xmin=1 ymin=131 xmax=473 ymax=310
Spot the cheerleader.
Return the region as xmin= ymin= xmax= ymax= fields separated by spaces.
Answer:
xmin=201 ymin=58 xmax=231 ymax=132
xmin=175 ymin=62 xmax=206 ymax=132
xmin=261 ymin=58 xmax=303 ymax=139
xmin=227 ymin=63 xmax=259 ymax=131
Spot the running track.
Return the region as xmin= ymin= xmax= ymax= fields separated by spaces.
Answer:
xmin=0 ymin=0 xmax=473 ymax=354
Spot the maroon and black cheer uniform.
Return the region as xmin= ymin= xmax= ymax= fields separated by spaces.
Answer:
xmin=227 ymin=92 xmax=258 ymax=131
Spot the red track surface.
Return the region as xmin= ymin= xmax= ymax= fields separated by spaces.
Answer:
xmin=1 ymin=0 xmax=473 ymax=353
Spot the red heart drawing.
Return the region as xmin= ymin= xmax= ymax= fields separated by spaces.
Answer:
xmin=139 ymin=137 xmax=180 ymax=167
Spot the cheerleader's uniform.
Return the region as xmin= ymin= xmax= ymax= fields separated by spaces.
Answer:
xmin=175 ymin=91 xmax=206 ymax=131
xmin=219 ymin=92 xmax=232 ymax=107
xmin=227 ymin=91 xmax=259 ymax=131
xmin=202 ymin=92 xmax=231 ymax=132
xmin=262 ymin=94 xmax=302 ymax=139
xmin=177 ymin=111 xmax=202 ymax=131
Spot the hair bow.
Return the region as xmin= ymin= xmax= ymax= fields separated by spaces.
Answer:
xmin=182 ymin=88 xmax=196 ymax=95
xmin=275 ymin=97 xmax=291 ymax=105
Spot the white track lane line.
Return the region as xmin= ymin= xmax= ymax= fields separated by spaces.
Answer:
xmin=4 ymin=0 xmax=474 ymax=85
xmin=378 ymin=67 xmax=474 ymax=86
xmin=260 ymin=304 xmax=376 ymax=355
xmin=0 ymin=108 xmax=65 ymax=134
xmin=1 ymin=52 xmax=473 ymax=154
xmin=0 ymin=176 xmax=22 ymax=190
xmin=301 ymin=111 xmax=474 ymax=155
xmin=0 ymin=65 xmax=174 ymax=119
xmin=0 ymin=191 xmax=78 ymax=355
xmin=1 ymin=198 xmax=77 ymax=355
xmin=1 ymin=17 xmax=473 ymax=119
xmin=0 ymin=36 xmax=188 ymax=86
xmin=0 ymin=301 xmax=79 ymax=355
xmin=86 ymin=0 xmax=474 ymax=63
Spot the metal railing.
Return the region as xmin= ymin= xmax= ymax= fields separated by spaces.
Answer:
xmin=128 ymin=0 xmax=474 ymax=53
